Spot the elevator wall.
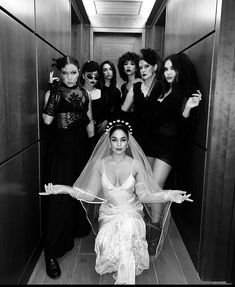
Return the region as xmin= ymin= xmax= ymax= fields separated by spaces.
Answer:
xmin=164 ymin=0 xmax=216 ymax=276
xmin=146 ymin=0 xmax=235 ymax=282
xmin=0 ymin=0 xmax=71 ymax=284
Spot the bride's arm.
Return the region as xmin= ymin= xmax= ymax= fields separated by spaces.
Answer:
xmin=42 ymin=183 xmax=101 ymax=203
xmin=136 ymin=184 xmax=193 ymax=204
xmin=134 ymin=160 xmax=193 ymax=204
xmin=40 ymin=160 xmax=106 ymax=203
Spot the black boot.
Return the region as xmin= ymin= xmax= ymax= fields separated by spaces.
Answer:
xmin=45 ymin=255 xmax=61 ymax=279
xmin=146 ymin=222 xmax=162 ymax=257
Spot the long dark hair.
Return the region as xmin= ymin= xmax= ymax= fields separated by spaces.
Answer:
xmin=161 ymin=53 xmax=199 ymax=97
xmin=99 ymin=60 xmax=117 ymax=93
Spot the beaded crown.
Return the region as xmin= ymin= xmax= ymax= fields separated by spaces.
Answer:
xmin=105 ymin=119 xmax=133 ymax=135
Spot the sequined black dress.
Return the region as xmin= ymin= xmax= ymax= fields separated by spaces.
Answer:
xmin=42 ymin=83 xmax=91 ymax=259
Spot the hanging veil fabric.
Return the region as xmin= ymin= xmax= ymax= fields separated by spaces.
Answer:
xmin=72 ymin=125 xmax=172 ymax=258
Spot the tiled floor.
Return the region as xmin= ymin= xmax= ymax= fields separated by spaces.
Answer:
xmin=28 ymin=219 xmax=229 ymax=285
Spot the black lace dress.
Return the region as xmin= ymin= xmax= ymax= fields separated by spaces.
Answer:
xmin=42 ymin=83 xmax=91 ymax=259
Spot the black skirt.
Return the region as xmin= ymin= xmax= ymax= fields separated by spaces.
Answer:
xmin=43 ymin=126 xmax=91 ymax=258
xmin=135 ymin=122 xmax=177 ymax=166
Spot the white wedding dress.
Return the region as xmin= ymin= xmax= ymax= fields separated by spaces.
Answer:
xmin=94 ymin=161 xmax=149 ymax=284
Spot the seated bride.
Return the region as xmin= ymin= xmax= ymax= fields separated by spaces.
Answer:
xmin=40 ymin=119 xmax=193 ymax=285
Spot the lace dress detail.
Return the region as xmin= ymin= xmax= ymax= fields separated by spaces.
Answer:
xmin=94 ymin=160 xmax=149 ymax=284
xmin=43 ymin=84 xmax=90 ymax=129
xmin=42 ymin=83 xmax=91 ymax=258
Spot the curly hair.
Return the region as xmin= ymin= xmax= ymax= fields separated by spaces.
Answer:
xmin=139 ymin=48 xmax=163 ymax=73
xmin=117 ymin=51 xmax=141 ymax=81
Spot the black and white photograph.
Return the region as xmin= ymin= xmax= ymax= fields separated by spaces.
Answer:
xmin=0 ymin=0 xmax=234 ymax=285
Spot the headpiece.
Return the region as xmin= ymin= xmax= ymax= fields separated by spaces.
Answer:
xmin=51 ymin=57 xmax=63 ymax=69
xmin=105 ymin=119 xmax=133 ymax=135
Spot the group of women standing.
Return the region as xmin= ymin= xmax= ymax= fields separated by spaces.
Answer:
xmin=120 ymin=48 xmax=202 ymax=255
xmin=40 ymin=48 xmax=202 ymax=283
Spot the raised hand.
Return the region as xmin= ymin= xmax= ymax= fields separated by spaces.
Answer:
xmin=169 ymin=190 xmax=193 ymax=203
xmin=186 ymin=89 xmax=202 ymax=109
xmin=49 ymin=71 xmax=60 ymax=84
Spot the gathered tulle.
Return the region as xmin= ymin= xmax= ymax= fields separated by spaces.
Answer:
xmin=95 ymin=198 xmax=149 ymax=284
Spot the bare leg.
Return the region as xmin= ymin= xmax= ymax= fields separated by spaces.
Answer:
xmin=151 ymin=159 xmax=172 ymax=222
xmin=145 ymin=157 xmax=172 ymax=222
xmin=147 ymin=158 xmax=172 ymax=256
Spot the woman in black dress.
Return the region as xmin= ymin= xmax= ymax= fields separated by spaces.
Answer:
xmin=118 ymin=51 xmax=142 ymax=131
xmin=98 ymin=60 xmax=121 ymax=132
xmin=42 ymin=56 xmax=94 ymax=278
xmin=122 ymin=48 xmax=202 ymax=256
xmin=80 ymin=61 xmax=103 ymax=144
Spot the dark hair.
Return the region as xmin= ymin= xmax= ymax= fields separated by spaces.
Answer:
xmin=51 ymin=56 xmax=80 ymax=71
xmin=99 ymin=60 xmax=117 ymax=91
xmin=80 ymin=60 xmax=100 ymax=86
xmin=139 ymin=48 xmax=163 ymax=74
xmin=161 ymin=53 xmax=199 ymax=97
xmin=109 ymin=124 xmax=129 ymax=139
xmin=117 ymin=51 xmax=141 ymax=81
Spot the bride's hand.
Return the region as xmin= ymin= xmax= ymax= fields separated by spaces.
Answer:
xmin=169 ymin=190 xmax=193 ymax=203
xmin=39 ymin=183 xmax=68 ymax=196
xmin=39 ymin=183 xmax=55 ymax=195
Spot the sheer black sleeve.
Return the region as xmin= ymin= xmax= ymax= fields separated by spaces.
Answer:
xmin=43 ymin=91 xmax=60 ymax=116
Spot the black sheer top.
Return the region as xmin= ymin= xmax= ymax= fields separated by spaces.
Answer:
xmin=43 ymin=83 xmax=90 ymax=129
